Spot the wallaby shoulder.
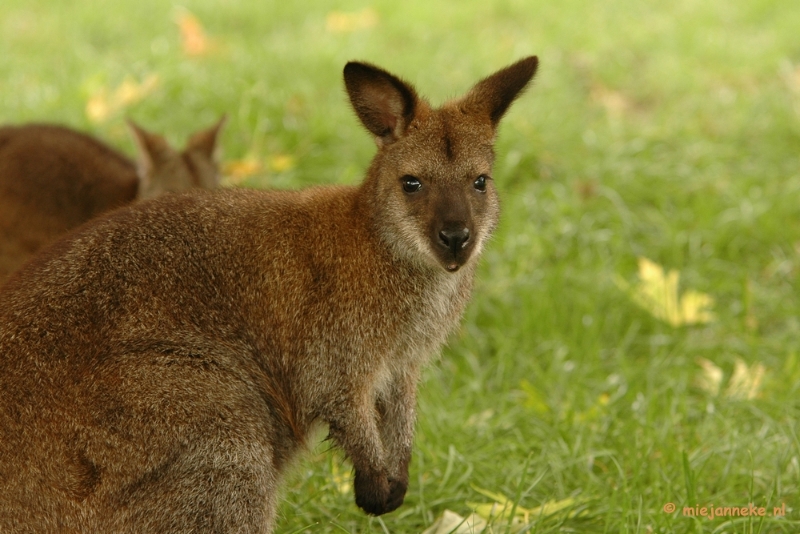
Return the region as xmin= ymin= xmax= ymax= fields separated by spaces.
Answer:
xmin=0 ymin=120 xmax=224 ymax=285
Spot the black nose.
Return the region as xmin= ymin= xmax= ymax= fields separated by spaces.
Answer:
xmin=438 ymin=227 xmax=470 ymax=255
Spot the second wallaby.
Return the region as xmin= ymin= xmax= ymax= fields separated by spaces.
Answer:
xmin=0 ymin=118 xmax=224 ymax=283
xmin=0 ymin=57 xmax=538 ymax=533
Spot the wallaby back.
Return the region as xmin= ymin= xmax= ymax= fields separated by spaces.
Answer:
xmin=0 ymin=57 xmax=538 ymax=533
xmin=0 ymin=119 xmax=224 ymax=283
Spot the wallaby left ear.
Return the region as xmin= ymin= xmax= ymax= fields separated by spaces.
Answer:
xmin=460 ymin=56 xmax=539 ymax=127
xmin=344 ymin=62 xmax=420 ymax=146
xmin=187 ymin=114 xmax=227 ymax=158
xmin=127 ymin=119 xmax=176 ymax=189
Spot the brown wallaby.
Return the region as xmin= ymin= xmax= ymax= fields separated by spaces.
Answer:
xmin=0 ymin=57 xmax=538 ymax=533
xmin=0 ymin=118 xmax=225 ymax=283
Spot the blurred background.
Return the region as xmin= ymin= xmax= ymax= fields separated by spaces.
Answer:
xmin=3 ymin=0 xmax=800 ymax=532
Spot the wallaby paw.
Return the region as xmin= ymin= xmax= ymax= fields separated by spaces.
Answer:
xmin=353 ymin=469 xmax=407 ymax=515
xmin=386 ymin=475 xmax=408 ymax=511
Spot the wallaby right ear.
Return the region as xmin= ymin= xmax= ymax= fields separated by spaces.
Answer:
xmin=187 ymin=114 xmax=227 ymax=159
xmin=344 ymin=62 xmax=419 ymax=146
xmin=459 ymin=56 xmax=539 ymax=127
xmin=127 ymin=120 xmax=176 ymax=181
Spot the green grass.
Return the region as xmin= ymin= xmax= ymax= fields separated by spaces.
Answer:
xmin=3 ymin=0 xmax=800 ymax=532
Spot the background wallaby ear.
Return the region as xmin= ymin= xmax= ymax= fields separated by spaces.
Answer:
xmin=459 ymin=56 xmax=539 ymax=127
xmin=344 ymin=62 xmax=419 ymax=146
xmin=127 ymin=119 xmax=175 ymax=181
xmin=187 ymin=114 xmax=226 ymax=159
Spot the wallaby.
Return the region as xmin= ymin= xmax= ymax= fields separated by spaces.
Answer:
xmin=0 ymin=57 xmax=538 ymax=532
xmin=0 ymin=118 xmax=225 ymax=283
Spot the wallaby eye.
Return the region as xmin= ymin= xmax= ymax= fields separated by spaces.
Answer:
xmin=473 ymin=175 xmax=488 ymax=192
xmin=401 ymin=175 xmax=422 ymax=194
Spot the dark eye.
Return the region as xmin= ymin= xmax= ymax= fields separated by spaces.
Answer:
xmin=473 ymin=175 xmax=488 ymax=192
xmin=401 ymin=175 xmax=422 ymax=193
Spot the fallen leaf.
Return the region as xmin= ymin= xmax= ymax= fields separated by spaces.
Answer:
xmin=325 ymin=7 xmax=378 ymax=33
xmin=725 ymin=358 xmax=765 ymax=400
xmin=465 ymin=409 xmax=494 ymax=429
xmin=85 ymin=74 xmax=159 ymax=123
xmin=468 ymin=485 xmax=580 ymax=528
xmin=781 ymin=62 xmax=800 ymax=94
xmin=422 ymin=510 xmax=488 ymax=534
xmin=268 ymin=154 xmax=295 ymax=173
xmin=224 ymin=156 xmax=263 ymax=183
xmin=615 ymin=258 xmax=715 ymax=327
xmin=695 ymin=358 xmax=723 ymax=396
xmin=590 ymin=83 xmax=631 ymax=117
xmin=176 ymin=10 xmax=214 ymax=56
xmin=695 ymin=357 xmax=766 ymax=400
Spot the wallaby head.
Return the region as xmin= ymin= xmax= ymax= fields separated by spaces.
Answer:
xmin=345 ymin=56 xmax=538 ymax=272
xmin=129 ymin=115 xmax=225 ymax=199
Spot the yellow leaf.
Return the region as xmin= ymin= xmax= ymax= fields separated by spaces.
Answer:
xmin=86 ymin=90 xmax=112 ymax=123
xmin=470 ymin=485 xmax=514 ymax=506
xmin=590 ymin=83 xmax=632 ymax=116
xmin=616 ymin=258 xmax=715 ymax=327
xmin=527 ymin=497 xmax=578 ymax=518
xmin=468 ymin=486 xmax=580 ymax=527
xmin=176 ymin=11 xmax=213 ymax=56
xmin=680 ymin=290 xmax=715 ymax=325
xmin=268 ymin=154 xmax=295 ymax=173
xmin=695 ymin=357 xmax=766 ymax=400
xmin=325 ymin=7 xmax=378 ymax=33
xmin=695 ymin=358 xmax=723 ymax=396
xmin=224 ymin=157 xmax=263 ymax=181
xmin=725 ymin=358 xmax=766 ymax=400
xmin=84 ymin=75 xmax=159 ymax=124
xmin=422 ymin=510 xmax=487 ymax=534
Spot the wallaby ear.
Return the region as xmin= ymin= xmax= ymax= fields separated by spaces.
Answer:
xmin=187 ymin=114 xmax=226 ymax=159
xmin=459 ymin=56 xmax=539 ymax=127
xmin=344 ymin=62 xmax=419 ymax=146
xmin=127 ymin=119 xmax=175 ymax=181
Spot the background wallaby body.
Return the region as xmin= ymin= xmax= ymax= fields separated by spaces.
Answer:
xmin=0 ymin=58 xmax=537 ymax=532
xmin=0 ymin=119 xmax=224 ymax=283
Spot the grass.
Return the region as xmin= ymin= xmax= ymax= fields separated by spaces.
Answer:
xmin=3 ymin=0 xmax=800 ymax=532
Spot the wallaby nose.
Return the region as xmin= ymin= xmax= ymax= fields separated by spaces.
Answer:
xmin=438 ymin=227 xmax=470 ymax=255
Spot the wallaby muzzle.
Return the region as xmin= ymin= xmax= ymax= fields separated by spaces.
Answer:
xmin=436 ymin=224 xmax=471 ymax=271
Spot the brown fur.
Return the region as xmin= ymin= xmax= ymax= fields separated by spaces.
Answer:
xmin=0 ymin=57 xmax=538 ymax=532
xmin=0 ymin=118 xmax=225 ymax=284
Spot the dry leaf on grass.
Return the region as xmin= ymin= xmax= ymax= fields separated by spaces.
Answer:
xmin=726 ymin=358 xmax=766 ymax=400
xmin=590 ymin=83 xmax=632 ymax=117
xmin=615 ymin=257 xmax=715 ymax=327
xmin=695 ymin=358 xmax=724 ymax=397
xmin=422 ymin=510 xmax=487 ymax=534
xmin=695 ymin=357 xmax=766 ymax=400
xmin=223 ymin=157 xmax=263 ymax=185
xmin=176 ymin=10 xmax=215 ymax=56
xmin=85 ymin=74 xmax=159 ymax=123
xmin=466 ymin=485 xmax=580 ymax=530
xmin=268 ymin=154 xmax=295 ymax=173
xmin=325 ymin=8 xmax=378 ymax=33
